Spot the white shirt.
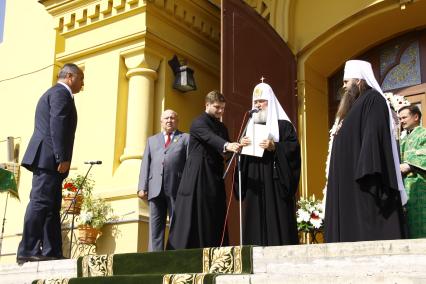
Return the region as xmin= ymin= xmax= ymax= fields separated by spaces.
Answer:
xmin=58 ymin=81 xmax=74 ymax=99
xmin=163 ymin=131 xmax=175 ymax=143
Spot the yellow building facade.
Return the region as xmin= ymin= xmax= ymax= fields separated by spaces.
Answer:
xmin=0 ymin=0 xmax=425 ymax=263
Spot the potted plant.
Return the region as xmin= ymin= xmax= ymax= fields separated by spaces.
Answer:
xmin=296 ymin=195 xmax=324 ymax=244
xmin=77 ymin=194 xmax=115 ymax=244
xmin=61 ymin=175 xmax=94 ymax=215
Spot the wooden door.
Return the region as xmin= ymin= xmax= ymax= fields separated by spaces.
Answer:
xmin=221 ymin=0 xmax=297 ymax=245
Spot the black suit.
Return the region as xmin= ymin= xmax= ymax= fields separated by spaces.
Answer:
xmin=18 ymin=83 xmax=77 ymax=258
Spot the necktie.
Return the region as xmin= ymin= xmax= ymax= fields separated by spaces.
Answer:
xmin=165 ymin=133 xmax=171 ymax=148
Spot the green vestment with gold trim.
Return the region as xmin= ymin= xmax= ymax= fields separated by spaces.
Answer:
xmin=400 ymin=126 xmax=426 ymax=238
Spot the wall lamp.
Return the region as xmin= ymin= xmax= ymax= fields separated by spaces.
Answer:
xmin=399 ymin=0 xmax=413 ymax=10
xmin=168 ymin=55 xmax=197 ymax=92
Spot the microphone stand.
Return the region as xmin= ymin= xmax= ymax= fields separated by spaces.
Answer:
xmin=222 ymin=111 xmax=254 ymax=179
xmin=0 ymin=192 xmax=10 ymax=255
xmin=223 ymin=111 xmax=254 ymax=247
xmin=60 ymin=163 xmax=95 ymax=258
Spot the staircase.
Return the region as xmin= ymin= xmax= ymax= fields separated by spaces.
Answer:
xmin=217 ymin=239 xmax=426 ymax=284
xmin=1 ymin=239 xmax=425 ymax=284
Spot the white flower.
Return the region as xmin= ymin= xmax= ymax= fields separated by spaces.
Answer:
xmin=80 ymin=211 xmax=93 ymax=224
xmin=311 ymin=217 xmax=323 ymax=229
xmin=384 ymin=92 xmax=410 ymax=112
xmin=297 ymin=209 xmax=311 ymax=222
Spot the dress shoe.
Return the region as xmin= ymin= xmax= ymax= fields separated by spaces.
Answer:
xmin=39 ymin=255 xmax=69 ymax=261
xmin=16 ymin=255 xmax=42 ymax=265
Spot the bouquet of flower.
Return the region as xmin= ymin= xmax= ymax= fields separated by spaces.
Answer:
xmin=384 ymin=92 xmax=410 ymax=112
xmin=62 ymin=182 xmax=78 ymax=198
xmin=296 ymin=195 xmax=324 ymax=232
xmin=79 ymin=196 xmax=115 ymax=230
xmin=62 ymin=174 xmax=94 ymax=198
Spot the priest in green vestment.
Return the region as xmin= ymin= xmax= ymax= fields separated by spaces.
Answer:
xmin=399 ymin=105 xmax=426 ymax=238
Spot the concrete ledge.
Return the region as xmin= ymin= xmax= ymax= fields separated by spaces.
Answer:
xmin=216 ymin=274 xmax=426 ymax=284
xmin=1 ymin=239 xmax=426 ymax=284
xmin=0 ymin=259 xmax=77 ymax=284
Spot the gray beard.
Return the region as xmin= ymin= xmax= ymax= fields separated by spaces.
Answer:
xmin=252 ymin=109 xmax=267 ymax=124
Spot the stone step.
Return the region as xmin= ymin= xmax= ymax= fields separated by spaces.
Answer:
xmin=1 ymin=239 xmax=426 ymax=284
xmin=216 ymin=239 xmax=426 ymax=284
xmin=253 ymin=239 xmax=426 ymax=274
xmin=0 ymin=259 xmax=77 ymax=284
xmin=216 ymin=274 xmax=426 ymax=284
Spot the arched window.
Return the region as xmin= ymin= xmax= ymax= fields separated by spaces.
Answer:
xmin=380 ymin=40 xmax=421 ymax=91
xmin=328 ymin=29 xmax=426 ymax=127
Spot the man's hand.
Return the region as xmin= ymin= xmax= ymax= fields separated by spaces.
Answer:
xmin=259 ymin=139 xmax=275 ymax=151
xmin=57 ymin=161 xmax=71 ymax=173
xmin=226 ymin=142 xmax=242 ymax=153
xmin=240 ymin=136 xmax=251 ymax=147
xmin=138 ymin=190 xmax=148 ymax=200
xmin=400 ymin=163 xmax=411 ymax=175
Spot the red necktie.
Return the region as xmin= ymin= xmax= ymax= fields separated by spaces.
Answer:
xmin=165 ymin=133 xmax=171 ymax=148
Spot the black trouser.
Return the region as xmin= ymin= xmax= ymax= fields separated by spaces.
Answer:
xmin=17 ymin=169 xmax=64 ymax=258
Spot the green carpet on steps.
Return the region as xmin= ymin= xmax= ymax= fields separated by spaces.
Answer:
xmin=33 ymin=273 xmax=233 ymax=284
xmin=77 ymin=246 xmax=253 ymax=277
xmin=32 ymin=246 xmax=253 ymax=284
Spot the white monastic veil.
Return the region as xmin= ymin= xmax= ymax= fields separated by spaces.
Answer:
xmin=325 ymin=60 xmax=407 ymax=205
xmin=245 ymin=82 xmax=293 ymax=142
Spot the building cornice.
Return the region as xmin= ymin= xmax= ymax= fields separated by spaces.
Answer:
xmin=39 ymin=0 xmax=146 ymax=34
xmin=147 ymin=0 xmax=220 ymax=44
xmin=39 ymin=0 xmax=220 ymax=46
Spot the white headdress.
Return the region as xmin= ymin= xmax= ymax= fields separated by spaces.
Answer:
xmin=343 ymin=60 xmax=407 ymax=205
xmin=246 ymin=82 xmax=292 ymax=142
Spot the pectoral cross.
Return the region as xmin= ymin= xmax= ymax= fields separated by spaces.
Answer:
xmin=260 ymin=76 xmax=265 ymax=83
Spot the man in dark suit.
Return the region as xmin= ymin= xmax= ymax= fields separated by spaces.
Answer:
xmin=138 ymin=109 xmax=189 ymax=251
xmin=167 ymin=91 xmax=241 ymax=249
xmin=17 ymin=63 xmax=84 ymax=264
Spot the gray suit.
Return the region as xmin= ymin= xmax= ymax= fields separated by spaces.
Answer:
xmin=138 ymin=130 xmax=189 ymax=251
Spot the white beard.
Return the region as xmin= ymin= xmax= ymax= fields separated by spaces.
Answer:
xmin=252 ymin=108 xmax=267 ymax=124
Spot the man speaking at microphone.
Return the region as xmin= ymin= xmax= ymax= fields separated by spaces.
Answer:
xmin=237 ymin=82 xmax=301 ymax=246
xmin=17 ymin=63 xmax=84 ymax=264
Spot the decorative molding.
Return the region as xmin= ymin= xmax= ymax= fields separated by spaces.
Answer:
xmin=56 ymin=31 xmax=146 ymax=62
xmin=244 ymin=0 xmax=275 ymax=24
xmin=203 ymin=246 xmax=242 ymax=274
xmin=40 ymin=0 xmax=147 ymax=34
xmin=147 ymin=0 xmax=220 ymax=44
xmin=40 ymin=0 xmax=220 ymax=45
xmin=81 ymin=254 xmax=114 ymax=277
xmin=35 ymin=279 xmax=69 ymax=284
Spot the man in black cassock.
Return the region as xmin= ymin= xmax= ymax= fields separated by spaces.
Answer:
xmin=237 ymin=82 xmax=301 ymax=246
xmin=324 ymin=60 xmax=407 ymax=242
xmin=167 ymin=90 xmax=241 ymax=249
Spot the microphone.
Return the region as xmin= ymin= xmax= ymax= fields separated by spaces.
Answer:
xmin=248 ymin=108 xmax=259 ymax=116
xmin=84 ymin=160 xmax=102 ymax=165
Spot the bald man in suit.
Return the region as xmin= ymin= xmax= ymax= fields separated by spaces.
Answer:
xmin=17 ymin=63 xmax=84 ymax=264
xmin=138 ymin=110 xmax=189 ymax=251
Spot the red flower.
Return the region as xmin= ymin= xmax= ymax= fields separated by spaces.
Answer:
xmin=310 ymin=212 xmax=319 ymax=220
xmin=63 ymin=183 xmax=74 ymax=189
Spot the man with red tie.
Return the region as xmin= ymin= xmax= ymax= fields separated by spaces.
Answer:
xmin=138 ymin=110 xmax=189 ymax=251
